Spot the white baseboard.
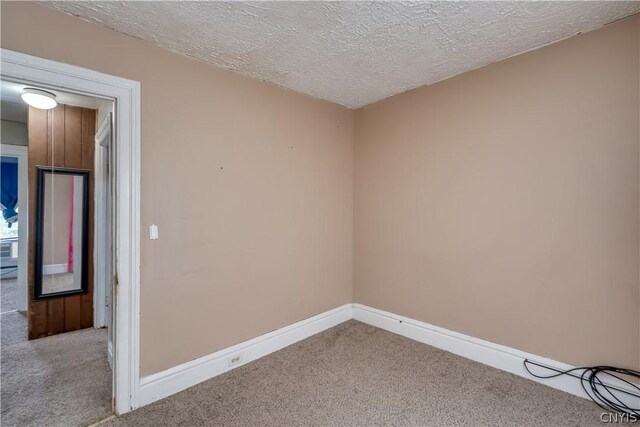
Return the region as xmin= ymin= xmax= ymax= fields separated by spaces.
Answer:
xmin=353 ymin=303 xmax=638 ymax=405
xmin=137 ymin=302 xmax=637 ymax=410
xmin=138 ymin=304 xmax=353 ymax=407
xmin=43 ymin=263 xmax=68 ymax=275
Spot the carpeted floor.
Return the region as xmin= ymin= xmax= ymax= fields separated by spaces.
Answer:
xmin=1 ymin=310 xmax=112 ymax=427
xmin=105 ymin=320 xmax=604 ymax=426
xmin=1 ymin=310 xmax=28 ymax=347
xmin=1 ymin=274 xmax=76 ymax=310
xmin=1 ymin=277 xmax=18 ymax=312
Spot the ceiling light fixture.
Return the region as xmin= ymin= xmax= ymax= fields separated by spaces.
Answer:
xmin=21 ymin=88 xmax=57 ymax=110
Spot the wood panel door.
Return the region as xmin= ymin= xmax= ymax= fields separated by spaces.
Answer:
xmin=27 ymin=105 xmax=96 ymax=339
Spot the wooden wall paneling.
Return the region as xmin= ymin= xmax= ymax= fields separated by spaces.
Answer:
xmin=46 ymin=105 xmax=67 ymax=335
xmin=49 ymin=105 xmax=65 ymax=166
xmin=28 ymin=104 xmax=96 ymax=338
xmin=63 ymin=105 xmax=83 ymax=331
xmin=27 ymin=107 xmax=49 ymax=339
xmin=64 ymin=106 xmax=83 ymax=167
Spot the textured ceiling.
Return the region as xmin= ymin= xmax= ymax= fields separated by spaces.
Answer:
xmin=46 ymin=1 xmax=640 ymax=108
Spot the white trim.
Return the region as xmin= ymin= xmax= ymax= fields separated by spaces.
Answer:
xmin=0 ymin=144 xmax=28 ymax=311
xmin=134 ymin=302 xmax=639 ymax=410
xmin=138 ymin=304 xmax=353 ymax=407
xmin=108 ymin=340 xmax=114 ymax=370
xmin=42 ymin=263 xmax=68 ymax=275
xmin=352 ymin=304 xmax=638 ymax=405
xmin=1 ymin=48 xmax=142 ymax=415
xmin=71 ymin=177 xmax=83 ymax=287
xmin=94 ymin=113 xmax=112 ymax=329
xmin=96 ymin=113 xmax=112 ymax=147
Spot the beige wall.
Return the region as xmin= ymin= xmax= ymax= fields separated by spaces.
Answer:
xmin=0 ymin=2 xmax=353 ymax=375
xmin=1 ymin=120 xmax=27 ymax=146
xmin=2 ymin=2 xmax=638 ymax=375
xmin=355 ymin=16 xmax=640 ymax=369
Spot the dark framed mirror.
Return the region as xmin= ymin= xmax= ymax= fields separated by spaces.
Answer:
xmin=34 ymin=166 xmax=91 ymax=300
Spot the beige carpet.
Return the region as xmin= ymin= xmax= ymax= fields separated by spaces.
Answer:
xmin=106 ymin=320 xmax=603 ymax=426
xmin=1 ymin=277 xmax=17 ymax=312
xmin=1 ymin=312 xmax=112 ymax=427
xmin=2 ymin=273 xmax=77 ymax=309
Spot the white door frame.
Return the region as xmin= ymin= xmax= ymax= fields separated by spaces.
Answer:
xmin=1 ymin=48 xmax=141 ymax=414
xmin=0 ymin=144 xmax=28 ymax=312
xmin=94 ymin=114 xmax=112 ymax=329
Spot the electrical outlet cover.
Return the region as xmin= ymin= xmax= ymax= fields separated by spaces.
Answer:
xmin=228 ymin=354 xmax=242 ymax=367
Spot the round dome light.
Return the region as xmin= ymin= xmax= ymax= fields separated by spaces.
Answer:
xmin=21 ymin=88 xmax=57 ymax=110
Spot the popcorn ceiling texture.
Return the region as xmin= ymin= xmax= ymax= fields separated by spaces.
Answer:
xmin=46 ymin=1 xmax=640 ymax=108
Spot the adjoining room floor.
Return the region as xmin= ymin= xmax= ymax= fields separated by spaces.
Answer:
xmin=107 ymin=320 xmax=604 ymax=427
xmin=0 ymin=295 xmax=112 ymax=427
xmin=1 ymin=277 xmax=18 ymax=312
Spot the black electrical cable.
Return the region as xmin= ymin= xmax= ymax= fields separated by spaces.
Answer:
xmin=523 ymin=359 xmax=640 ymax=416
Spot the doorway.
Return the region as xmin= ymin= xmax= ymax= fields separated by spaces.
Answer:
xmin=0 ymin=144 xmax=27 ymax=314
xmin=0 ymin=49 xmax=141 ymax=417
xmin=1 ymin=80 xmax=116 ymax=426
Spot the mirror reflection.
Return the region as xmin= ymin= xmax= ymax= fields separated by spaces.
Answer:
xmin=35 ymin=168 xmax=89 ymax=299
